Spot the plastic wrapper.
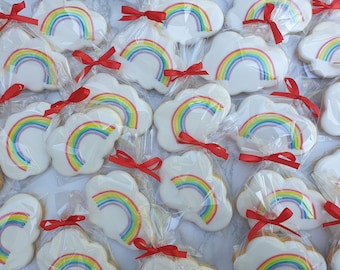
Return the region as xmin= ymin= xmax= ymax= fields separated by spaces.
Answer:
xmin=233 ymin=232 xmax=327 ymax=270
xmin=236 ymin=166 xmax=328 ymax=232
xmin=326 ymin=236 xmax=340 ymax=270
xmin=158 ymin=150 xmax=232 ymax=232
xmin=0 ymin=193 xmax=43 ymax=269
xmin=201 ymin=31 xmax=289 ymax=96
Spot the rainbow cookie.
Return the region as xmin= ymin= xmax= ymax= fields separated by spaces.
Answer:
xmin=320 ymin=82 xmax=340 ymax=136
xmin=234 ymin=95 xmax=317 ymax=155
xmin=298 ymin=22 xmax=340 ymax=78
xmin=112 ymin=20 xmax=183 ymax=94
xmin=34 ymin=0 xmax=107 ymax=52
xmin=85 ymin=171 xmax=153 ymax=249
xmin=152 ymin=0 xmax=224 ymax=45
xmin=159 ymin=150 xmax=232 ymax=231
xmin=233 ymin=235 xmax=326 ymax=270
xmin=140 ymin=256 xmax=213 ymax=270
xmin=0 ymin=102 xmax=53 ymax=180
xmin=0 ymin=28 xmax=70 ymax=92
xmin=0 ymin=193 xmax=42 ymax=270
xmin=84 ymin=73 xmax=152 ymax=136
xmin=202 ymin=31 xmax=288 ymax=95
xmin=36 ymin=228 xmax=117 ymax=270
xmin=154 ymin=84 xmax=231 ymax=152
xmin=236 ymin=170 xmax=326 ymax=231
xmin=226 ymin=0 xmax=312 ymax=36
xmin=47 ymin=107 xmax=122 ymax=177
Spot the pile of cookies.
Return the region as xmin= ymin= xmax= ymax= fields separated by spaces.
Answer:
xmin=1 ymin=0 xmax=340 ymax=269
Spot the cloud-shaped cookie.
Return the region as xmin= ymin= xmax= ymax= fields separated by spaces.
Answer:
xmin=34 ymin=0 xmax=107 ymax=52
xmin=233 ymin=235 xmax=326 ymax=270
xmin=37 ymin=228 xmax=117 ymax=270
xmin=112 ymin=20 xmax=183 ymax=94
xmin=140 ymin=256 xmax=213 ymax=270
xmin=226 ymin=0 xmax=312 ymax=36
xmin=47 ymin=107 xmax=122 ymax=177
xmin=152 ymin=0 xmax=224 ymax=45
xmin=159 ymin=150 xmax=232 ymax=231
xmin=202 ymin=31 xmax=288 ymax=95
xmin=237 ymin=170 xmax=326 ymax=231
xmin=0 ymin=193 xmax=42 ymax=270
xmin=234 ymin=95 xmax=317 ymax=155
xmin=0 ymin=28 xmax=70 ymax=92
xmin=154 ymin=84 xmax=231 ymax=152
xmin=320 ymin=82 xmax=340 ymax=136
xmin=84 ymin=73 xmax=152 ymax=136
xmin=0 ymin=102 xmax=54 ymax=180
xmin=85 ymin=171 xmax=153 ymax=249
xmin=298 ymin=22 xmax=340 ymax=78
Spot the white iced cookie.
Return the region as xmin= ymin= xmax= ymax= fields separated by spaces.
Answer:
xmin=234 ymin=95 xmax=317 ymax=155
xmin=85 ymin=171 xmax=152 ymax=249
xmin=47 ymin=107 xmax=122 ymax=176
xmin=37 ymin=228 xmax=117 ymax=270
xmin=34 ymin=0 xmax=107 ymax=52
xmin=159 ymin=150 xmax=232 ymax=231
xmin=84 ymin=73 xmax=152 ymax=136
xmin=233 ymin=235 xmax=327 ymax=270
xmin=0 ymin=102 xmax=53 ymax=180
xmin=320 ymin=82 xmax=340 ymax=136
xmin=154 ymin=84 xmax=231 ymax=152
xmin=237 ymin=170 xmax=326 ymax=231
xmin=329 ymin=243 xmax=340 ymax=270
xmin=0 ymin=28 xmax=70 ymax=92
xmin=226 ymin=0 xmax=312 ymax=36
xmin=202 ymin=31 xmax=288 ymax=95
xmin=152 ymin=0 xmax=224 ymax=45
xmin=112 ymin=20 xmax=183 ymax=94
xmin=0 ymin=193 xmax=42 ymax=270
xmin=298 ymin=21 xmax=340 ymax=78
xmin=140 ymin=256 xmax=213 ymax=270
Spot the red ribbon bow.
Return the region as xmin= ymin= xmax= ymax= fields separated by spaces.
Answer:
xmin=243 ymin=3 xmax=283 ymax=44
xmin=164 ymin=62 xmax=209 ymax=82
xmin=119 ymin=6 xmax=166 ymax=23
xmin=108 ymin=150 xmax=163 ymax=181
xmin=312 ymin=0 xmax=340 ymax=14
xmin=40 ymin=215 xmax=86 ymax=231
xmin=271 ymin=78 xmax=320 ymax=118
xmin=133 ymin=238 xmax=187 ymax=259
xmin=177 ymin=132 xmax=229 ymax=160
xmin=239 ymin=152 xmax=300 ymax=169
xmin=0 ymin=1 xmax=38 ymax=32
xmin=0 ymin=83 xmax=24 ymax=103
xmin=246 ymin=208 xmax=300 ymax=241
xmin=323 ymin=201 xmax=340 ymax=227
xmin=44 ymin=87 xmax=90 ymax=117
xmin=73 ymin=47 xmax=121 ymax=82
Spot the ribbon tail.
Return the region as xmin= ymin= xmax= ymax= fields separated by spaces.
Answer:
xmin=248 ymin=221 xmax=265 ymax=240
xmin=74 ymin=65 xmax=93 ymax=82
xmin=269 ymin=22 xmax=284 ymax=44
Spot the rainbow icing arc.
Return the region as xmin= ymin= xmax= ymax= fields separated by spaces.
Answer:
xmin=6 ymin=115 xmax=51 ymax=171
xmin=92 ymin=190 xmax=141 ymax=244
xmin=171 ymin=174 xmax=217 ymax=224
xmin=245 ymin=0 xmax=304 ymax=24
xmin=89 ymin=93 xmax=138 ymax=129
xmin=0 ymin=212 xmax=29 ymax=264
xmin=49 ymin=253 xmax=103 ymax=270
xmin=163 ymin=2 xmax=212 ymax=32
xmin=316 ymin=37 xmax=340 ymax=62
xmin=257 ymin=189 xmax=316 ymax=220
xmin=257 ymin=253 xmax=312 ymax=270
xmin=120 ymin=39 xmax=173 ymax=86
xmin=171 ymin=96 xmax=224 ymax=138
xmin=238 ymin=113 xmax=303 ymax=150
xmin=216 ymin=48 xmax=276 ymax=81
xmin=40 ymin=6 xmax=94 ymax=40
xmin=4 ymin=48 xmax=57 ymax=85
xmin=66 ymin=121 xmax=115 ymax=172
